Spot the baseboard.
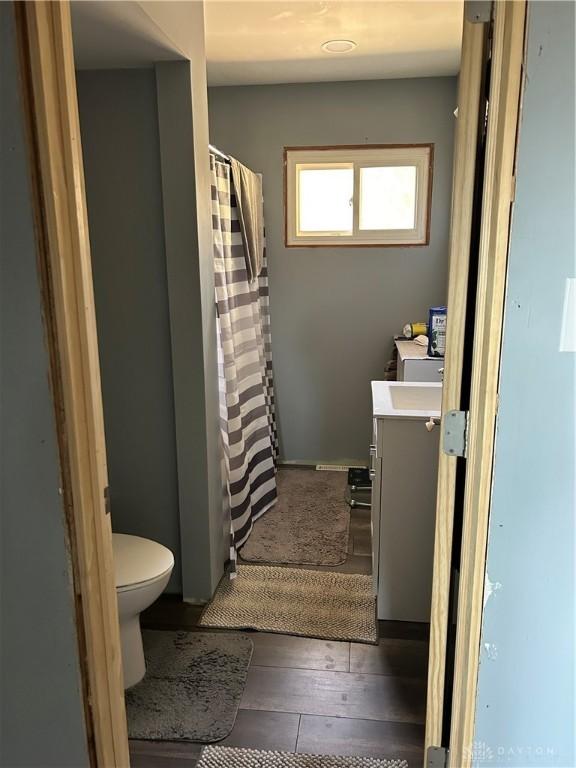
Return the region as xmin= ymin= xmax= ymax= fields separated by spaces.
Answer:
xmin=277 ymin=459 xmax=367 ymax=469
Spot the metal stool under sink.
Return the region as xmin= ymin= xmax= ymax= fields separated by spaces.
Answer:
xmin=347 ymin=467 xmax=371 ymax=509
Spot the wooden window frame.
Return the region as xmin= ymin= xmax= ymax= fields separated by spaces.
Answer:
xmin=284 ymin=144 xmax=434 ymax=248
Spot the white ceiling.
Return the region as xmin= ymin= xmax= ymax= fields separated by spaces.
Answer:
xmin=205 ymin=1 xmax=464 ymax=87
xmin=72 ymin=1 xmax=463 ymax=85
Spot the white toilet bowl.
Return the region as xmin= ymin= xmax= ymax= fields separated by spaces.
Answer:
xmin=112 ymin=533 xmax=174 ymax=689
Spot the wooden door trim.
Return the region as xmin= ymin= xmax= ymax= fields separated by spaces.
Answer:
xmin=14 ymin=2 xmax=130 ymax=766
xmin=449 ymin=2 xmax=527 ymax=765
xmin=424 ymin=15 xmax=488 ymax=752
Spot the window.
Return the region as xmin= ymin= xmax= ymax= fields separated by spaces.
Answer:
xmin=284 ymin=145 xmax=433 ymax=247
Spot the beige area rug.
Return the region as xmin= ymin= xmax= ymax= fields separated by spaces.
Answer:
xmin=240 ymin=469 xmax=350 ymax=566
xmin=198 ymin=565 xmax=377 ymax=644
xmin=197 ymin=746 xmax=407 ymax=767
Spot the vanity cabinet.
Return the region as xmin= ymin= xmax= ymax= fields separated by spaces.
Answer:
xmin=370 ymin=381 xmax=441 ymax=622
xmin=395 ymin=339 xmax=444 ymax=382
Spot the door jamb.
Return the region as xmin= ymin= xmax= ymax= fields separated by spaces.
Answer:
xmin=424 ymin=12 xmax=488 ymax=753
xmin=425 ymin=1 xmax=527 ymax=762
xmin=14 ymin=2 xmax=130 ymax=765
xmin=448 ymin=3 xmax=527 ymax=764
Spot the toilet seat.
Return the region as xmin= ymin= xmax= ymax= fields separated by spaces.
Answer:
xmin=112 ymin=533 xmax=174 ymax=593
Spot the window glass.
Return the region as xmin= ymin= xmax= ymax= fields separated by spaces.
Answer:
xmin=298 ymin=166 xmax=354 ymax=233
xmin=359 ymin=166 xmax=417 ymax=230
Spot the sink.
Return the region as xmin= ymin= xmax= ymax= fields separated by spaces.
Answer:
xmin=389 ymin=385 xmax=442 ymax=412
xmin=372 ymin=380 xmax=442 ymax=418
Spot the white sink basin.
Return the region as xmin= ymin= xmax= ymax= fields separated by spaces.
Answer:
xmin=372 ymin=381 xmax=442 ymax=419
xmin=390 ymin=385 xmax=442 ymax=412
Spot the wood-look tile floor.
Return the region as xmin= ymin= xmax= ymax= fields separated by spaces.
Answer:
xmin=135 ymin=599 xmax=429 ymax=768
xmin=133 ymin=488 xmax=428 ymax=766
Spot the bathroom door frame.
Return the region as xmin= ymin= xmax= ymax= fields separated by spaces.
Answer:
xmin=425 ymin=2 xmax=527 ymax=766
xmin=13 ymin=0 xmax=526 ymax=766
xmin=14 ymin=2 xmax=130 ymax=766
xmin=424 ymin=9 xmax=489 ymax=755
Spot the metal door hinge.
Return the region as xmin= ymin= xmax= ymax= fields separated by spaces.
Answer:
xmin=465 ymin=0 xmax=491 ymax=23
xmin=427 ymin=746 xmax=449 ymax=768
xmin=442 ymin=409 xmax=470 ymax=458
xmin=104 ymin=485 xmax=111 ymax=515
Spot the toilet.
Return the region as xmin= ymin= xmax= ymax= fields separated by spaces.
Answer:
xmin=112 ymin=533 xmax=174 ymax=689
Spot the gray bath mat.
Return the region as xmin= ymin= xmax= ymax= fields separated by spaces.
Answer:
xmin=199 ymin=565 xmax=377 ymax=644
xmin=125 ymin=630 xmax=253 ymax=742
xmin=197 ymin=746 xmax=408 ymax=767
xmin=241 ymin=469 xmax=350 ymax=566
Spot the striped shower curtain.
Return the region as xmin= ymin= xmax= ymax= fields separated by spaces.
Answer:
xmin=210 ymin=154 xmax=278 ymax=572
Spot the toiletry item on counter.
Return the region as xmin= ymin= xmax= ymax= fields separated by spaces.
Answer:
xmin=413 ymin=335 xmax=429 ymax=347
xmin=428 ymin=306 xmax=447 ymax=357
xmin=402 ymin=322 xmax=428 ymax=339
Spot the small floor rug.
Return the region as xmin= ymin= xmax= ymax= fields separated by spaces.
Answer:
xmin=198 ymin=565 xmax=377 ymax=644
xmin=197 ymin=746 xmax=408 ymax=768
xmin=125 ymin=630 xmax=253 ymax=742
xmin=240 ymin=469 xmax=350 ymax=566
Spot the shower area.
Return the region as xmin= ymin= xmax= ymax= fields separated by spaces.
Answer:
xmin=208 ymin=144 xmax=371 ymax=583
xmin=209 ymin=145 xmax=279 ymax=569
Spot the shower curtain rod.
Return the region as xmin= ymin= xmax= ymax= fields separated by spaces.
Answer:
xmin=209 ymin=143 xmax=230 ymax=162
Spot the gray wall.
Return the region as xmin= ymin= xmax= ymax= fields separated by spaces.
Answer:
xmin=155 ymin=56 xmax=225 ymax=602
xmin=77 ymin=69 xmax=182 ymax=592
xmin=77 ymin=43 xmax=226 ymax=601
xmin=474 ymin=3 xmax=575 ymax=765
xmin=209 ymin=77 xmax=456 ymax=462
xmin=0 ymin=4 xmax=89 ymax=764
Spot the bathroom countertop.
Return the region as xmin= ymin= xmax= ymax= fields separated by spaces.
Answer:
xmin=395 ymin=339 xmax=443 ymax=361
